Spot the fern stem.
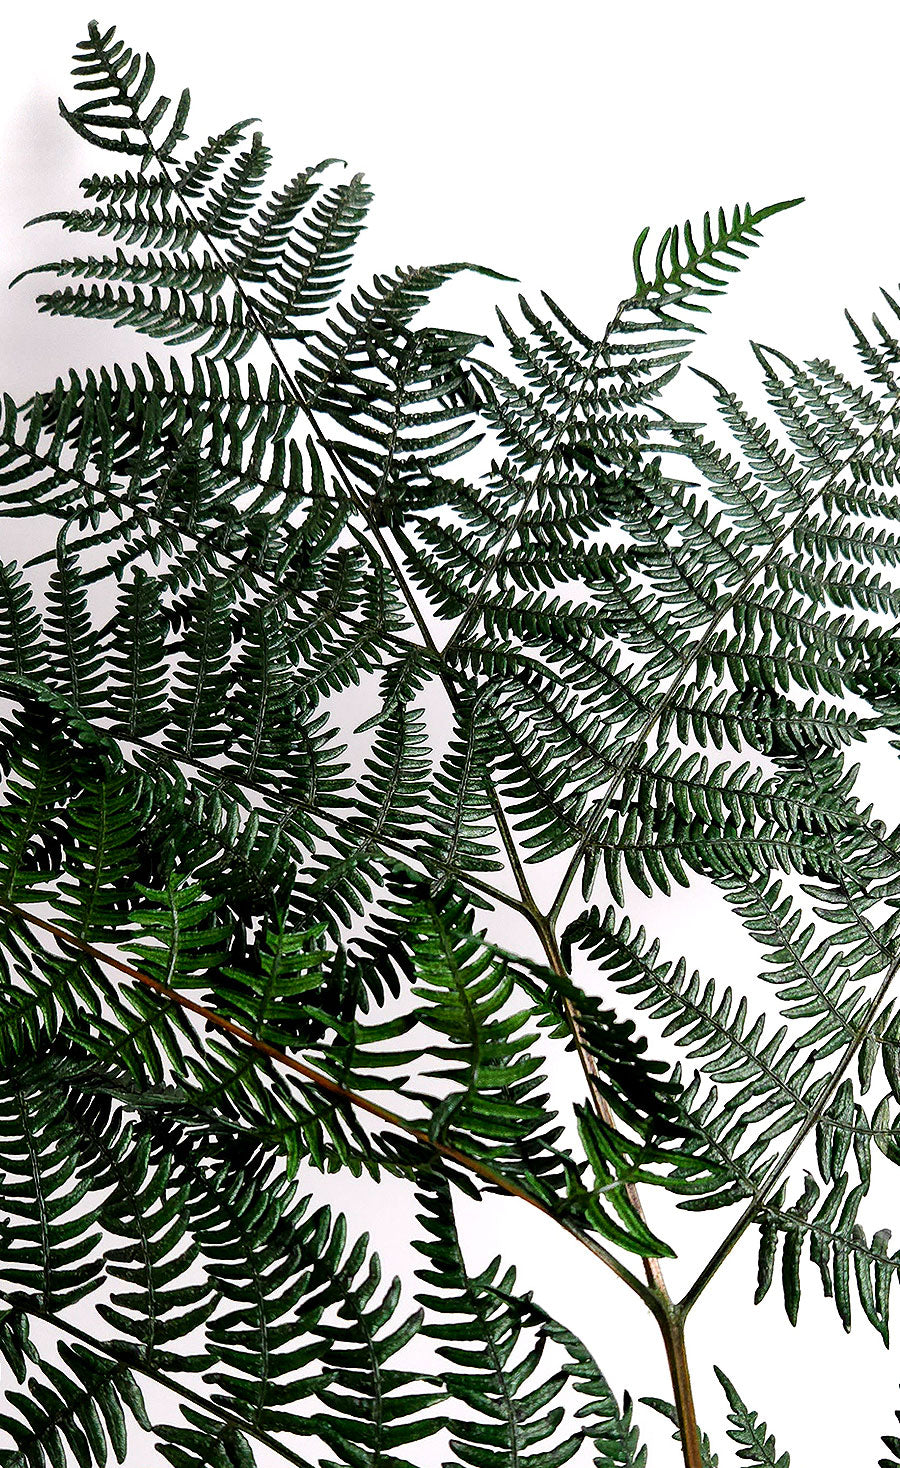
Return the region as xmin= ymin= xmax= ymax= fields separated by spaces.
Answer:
xmin=0 ymin=897 xmax=658 ymax=1309
xmin=678 ymin=955 xmax=899 ymax=1318
xmin=533 ymin=911 xmax=708 ymax=1463
xmin=655 ymin=1306 xmax=704 ymax=1468
xmin=486 ymin=782 xmax=543 ymax=925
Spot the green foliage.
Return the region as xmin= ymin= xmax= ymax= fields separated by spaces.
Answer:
xmin=881 ymin=1395 xmax=900 ymax=1468
xmin=1 ymin=14 xmax=900 ymax=1468
xmin=714 ymin=1370 xmax=791 ymax=1468
xmin=414 ymin=1172 xmax=581 ymax=1468
xmin=640 ymin=1399 xmax=719 ymax=1468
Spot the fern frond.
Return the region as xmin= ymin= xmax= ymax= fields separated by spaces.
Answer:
xmin=298 ymin=262 xmax=500 ymax=413
xmin=0 ymin=1058 xmax=104 ymax=1311
xmin=255 ymin=173 xmax=372 ymax=330
xmin=0 ymin=1336 xmax=151 ymax=1468
xmin=59 ymin=21 xmax=190 ymax=161
xmin=55 ymin=767 xmax=152 ymax=940
xmin=15 ymin=246 xmax=229 ymax=295
xmin=30 ymin=201 xmax=200 ymax=250
xmin=755 ymin=1170 xmax=896 ymax=1340
xmin=368 ymin=876 xmax=567 ymax=1189
xmin=714 ymin=1368 xmax=791 ymax=1468
xmin=487 ymin=1288 xmax=650 ymax=1468
xmin=43 ymin=539 xmax=107 ymax=717
xmin=630 ymin=200 xmax=802 ymax=323
xmin=414 ymin=1171 xmax=581 ymax=1468
xmin=164 ymin=578 xmax=235 ymax=761
xmin=197 ymin=130 xmax=270 ymax=240
xmin=0 ymin=706 xmax=73 ymax=903
xmin=106 ymin=568 xmax=170 ymax=739
xmin=421 ymin=699 xmax=503 ymax=879
xmin=34 ymin=281 xmax=259 ymax=361
xmin=0 ymin=563 xmax=44 ymax=680
xmin=562 ymin=904 xmax=850 ymax=1204
xmin=67 ymin=1094 xmax=218 ymax=1372
xmin=537 ymin=1315 xmax=648 ymax=1468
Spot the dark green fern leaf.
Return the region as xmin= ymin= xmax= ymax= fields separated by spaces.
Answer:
xmin=414 ymin=1170 xmax=581 ymax=1468
xmin=59 ymin=22 xmax=190 ymax=162
xmin=0 ymin=1337 xmax=150 ymax=1468
xmin=630 ymin=200 xmax=803 ymax=324
xmin=714 ymin=1368 xmax=791 ymax=1468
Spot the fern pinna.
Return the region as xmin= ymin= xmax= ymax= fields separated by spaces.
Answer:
xmin=2 ymin=17 xmax=900 ymax=1468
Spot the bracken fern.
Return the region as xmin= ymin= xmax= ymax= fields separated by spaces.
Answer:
xmin=2 ymin=17 xmax=900 ymax=1468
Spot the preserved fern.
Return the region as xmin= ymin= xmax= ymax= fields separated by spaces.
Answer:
xmin=1 ymin=17 xmax=900 ymax=1468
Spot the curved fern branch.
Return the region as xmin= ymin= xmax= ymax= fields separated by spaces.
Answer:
xmin=0 ymin=895 xmax=658 ymax=1310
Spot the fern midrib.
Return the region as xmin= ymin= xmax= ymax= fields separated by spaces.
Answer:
xmin=179 ymin=593 xmax=223 ymax=758
xmin=72 ymin=782 xmax=111 ymax=941
xmin=245 ymin=1244 xmax=273 ymax=1432
xmin=124 ymin=577 xmax=154 ymax=735
xmin=763 ymin=1196 xmax=898 ymax=1273
xmin=241 ymin=625 xmax=274 ymax=780
xmin=254 ymin=930 xmax=287 ymax=1040
xmin=155 ymin=887 xmax=185 ymax=991
xmin=14 ymin=1085 xmax=53 ymax=1312
xmin=364 ymin=342 xmax=407 ymax=509
xmin=340 ymin=1283 xmax=388 ymax=1467
xmin=431 ymin=915 xmax=485 ymax=1134
xmin=80 ymin=1121 xmax=174 ymax=1365
xmin=443 ymin=1217 xmax=526 ymax=1468
xmin=58 ymin=564 xmax=88 ymax=712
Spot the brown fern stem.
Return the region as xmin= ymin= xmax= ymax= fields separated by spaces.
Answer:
xmin=0 ymin=895 xmax=657 ymax=1308
xmin=656 ymin=1306 xmax=704 ymax=1468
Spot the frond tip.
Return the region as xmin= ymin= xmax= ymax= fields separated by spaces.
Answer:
xmin=59 ymin=20 xmax=190 ymax=161
xmin=715 ymin=1368 xmax=792 ymax=1468
xmin=631 ymin=198 xmax=803 ymax=322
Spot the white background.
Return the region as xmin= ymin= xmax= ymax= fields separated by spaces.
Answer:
xmin=1 ymin=3 xmax=900 ymax=1463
